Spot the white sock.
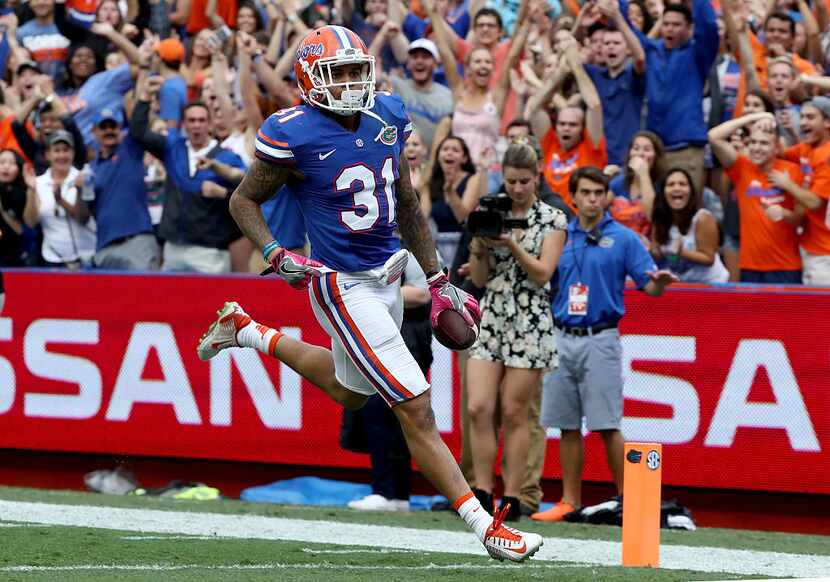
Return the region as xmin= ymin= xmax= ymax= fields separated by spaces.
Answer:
xmin=237 ymin=320 xmax=283 ymax=356
xmin=454 ymin=493 xmax=493 ymax=542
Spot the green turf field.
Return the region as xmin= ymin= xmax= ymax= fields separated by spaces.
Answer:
xmin=1 ymin=486 xmax=826 ymax=581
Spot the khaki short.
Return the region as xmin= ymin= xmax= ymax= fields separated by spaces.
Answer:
xmin=540 ymin=328 xmax=623 ymax=431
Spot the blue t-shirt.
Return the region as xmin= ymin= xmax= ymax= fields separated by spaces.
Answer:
xmin=553 ymin=213 xmax=656 ymax=326
xmin=90 ymin=135 xmax=154 ymax=250
xmin=158 ymin=76 xmax=188 ymax=124
xmin=254 ymin=93 xmax=412 ymax=272
xmin=74 ymin=63 xmax=134 ymax=147
xmin=585 ymin=63 xmax=645 ymax=167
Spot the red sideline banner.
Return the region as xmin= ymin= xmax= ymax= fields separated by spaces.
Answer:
xmin=0 ymin=271 xmax=828 ymax=495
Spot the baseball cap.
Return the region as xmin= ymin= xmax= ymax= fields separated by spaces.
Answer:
xmin=94 ymin=107 xmax=122 ymax=127
xmin=47 ymin=129 xmax=75 ymax=148
xmin=806 ymin=96 xmax=830 ymax=119
xmin=408 ymin=38 xmax=441 ymax=63
xmin=154 ymin=38 xmax=185 ymax=65
xmin=16 ymin=60 xmax=40 ymax=76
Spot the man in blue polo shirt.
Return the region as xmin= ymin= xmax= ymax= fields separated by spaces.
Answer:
xmin=89 ymin=107 xmax=160 ymax=270
xmin=587 ymin=1 xmax=646 ymax=167
xmin=531 ymin=166 xmax=676 ymax=522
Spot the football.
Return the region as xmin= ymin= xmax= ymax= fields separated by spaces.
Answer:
xmin=433 ymin=309 xmax=478 ymax=351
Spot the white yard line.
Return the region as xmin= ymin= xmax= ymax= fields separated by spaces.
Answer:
xmin=0 ymin=500 xmax=829 ymax=578
xmin=1 ymin=563 xmax=571 ymax=572
xmin=118 ymin=536 xmax=230 ymax=542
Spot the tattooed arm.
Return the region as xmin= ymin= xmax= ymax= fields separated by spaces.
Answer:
xmin=397 ymin=153 xmax=440 ymax=277
xmin=229 ymin=159 xmax=303 ymax=252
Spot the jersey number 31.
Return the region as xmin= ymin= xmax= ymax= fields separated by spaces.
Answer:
xmin=336 ymin=157 xmax=397 ymax=232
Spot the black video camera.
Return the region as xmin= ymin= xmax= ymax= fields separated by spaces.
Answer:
xmin=466 ymin=195 xmax=529 ymax=238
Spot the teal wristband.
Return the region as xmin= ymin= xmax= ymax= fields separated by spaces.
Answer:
xmin=262 ymin=240 xmax=281 ymax=262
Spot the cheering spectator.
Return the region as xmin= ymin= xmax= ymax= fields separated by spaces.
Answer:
xmin=65 ymin=25 xmax=144 ymax=147
xmin=768 ymin=59 xmax=802 ymax=146
xmin=429 ymin=0 xmax=529 ymax=166
xmin=389 ymin=39 xmax=453 ymax=153
xmin=404 ymin=128 xmax=429 ymax=194
xmin=17 ymin=0 xmax=71 ymax=85
xmin=709 ymin=112 xmax=804 ymax=283
xmin=780 ymin=96 xmax=830 ymax=285
xmin=466 ymin=142 xmax=567 ymax=520
xmin=151 ymin=38 xmax=188 ymax=129
xmin=589 ymin=0 xmax=645 ymax=167
xmin=622 ymin=0 xmax=718 ymax=191
xmin=87 ymin=108 xmax=159 ymax=270
xmin=420 ymin=134 xmax=484 ymax=265
xmin=732 ymin=11 xmax=817 ymax=118
xmin=12 ymin=74 xmax=86 ymax=174
xmin=0 ymin=150 xmax=37 ymax=266
xmin=608 ymin=130 xmax=663 ymax=237
xmin=23 ymin=130 xmax=96 ymax=268
xmin=651 ymin=167 xmax=729 ymax=282
xmin=130 ymin=73 xmax=246 ymax=273
xmin=528 ymin=38 xmax=606 ymax=211
xmin=428 ymin=0 xmax=530 ymax=128
xmin=181 ymin=29 xmax=215 ymax=100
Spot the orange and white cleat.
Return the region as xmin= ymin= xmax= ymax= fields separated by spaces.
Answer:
xmin=483 ymin=505 xmax=544 ymax=562
xmin=196 ymin=301 xmax=252 ymax=361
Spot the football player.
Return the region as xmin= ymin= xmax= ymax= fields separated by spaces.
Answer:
xmin=197 ymin=25 xmax=543 ymax=561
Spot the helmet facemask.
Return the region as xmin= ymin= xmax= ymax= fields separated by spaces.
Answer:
xmin=302 ymin=49 xmax=376 ymax=116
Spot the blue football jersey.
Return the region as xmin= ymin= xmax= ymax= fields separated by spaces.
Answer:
xmin=255 ymin=93 xmax=413 ymax=273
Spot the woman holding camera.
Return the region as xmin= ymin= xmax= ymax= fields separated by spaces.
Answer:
xmin=466 ymin=142 xmax=568 ymax=520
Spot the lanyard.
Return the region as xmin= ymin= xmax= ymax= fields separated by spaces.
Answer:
xmin=571 ymin=229 xmax=590 ymax=283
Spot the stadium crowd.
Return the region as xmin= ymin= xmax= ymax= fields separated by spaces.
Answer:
xmin=0 ymin=0 xmax=827 ymax=283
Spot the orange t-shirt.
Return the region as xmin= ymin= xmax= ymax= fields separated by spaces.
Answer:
xmin=783 ymin=142 xmax=830 ymax=256
xmin=541 ymin=128 xmax=608 ymax=211
xmin=611 ymin=196 xmax=651 ymax=236
xmin=456 ymin=39 xmax=517 ymax=133
xmin=0 ymin=115 xmax=31 ymax=163
xmin=734 ymin=32 xmax=816 ymax=118
xmin=726 ymin=155 xmax=802 ymax=271
xmin=187 ymin=0 xmax=238 ymax=35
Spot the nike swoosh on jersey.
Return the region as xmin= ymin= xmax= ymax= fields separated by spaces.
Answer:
xmin=343 ymin=282 xmax=363 ymax=290
xmin=319 ymin=149 xmax=336 ymax=160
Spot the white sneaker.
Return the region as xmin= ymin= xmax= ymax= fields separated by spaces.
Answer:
xmin=392 ymin=499 xmax=410 ymax=512
xmin=196 ymin=302 xmax=252 ymax=361
xmin=347 ymin=494 xmax=400 ymax=511
xmin=484 ymin=505 xmax=544 ymax=562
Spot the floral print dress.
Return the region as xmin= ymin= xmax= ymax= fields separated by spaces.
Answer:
xmin=469 ymin=199 xmax=568 ymax=369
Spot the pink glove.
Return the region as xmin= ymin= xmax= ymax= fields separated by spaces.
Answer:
xmin=427 ymin=270 xmax=481 ymax=328
xmin=269 ymin=248 xmax=325 ymax=290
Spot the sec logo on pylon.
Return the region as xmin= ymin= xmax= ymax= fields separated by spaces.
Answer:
xmin=646 ymin=450 xmax=661 ymax=471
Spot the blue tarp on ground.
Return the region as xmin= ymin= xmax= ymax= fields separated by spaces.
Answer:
xmin=240 ymin=476 xmax=449 ymax=511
